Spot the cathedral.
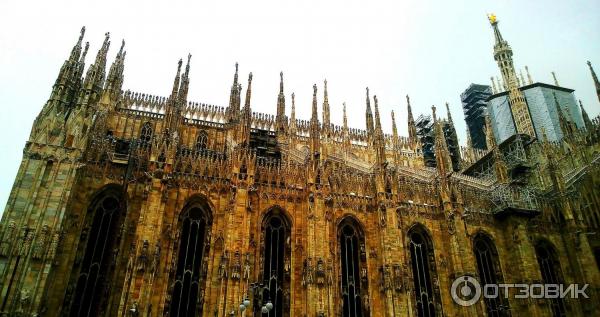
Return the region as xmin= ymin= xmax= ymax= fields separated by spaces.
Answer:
xmin=1 ymin=15 xmax=600 ymax=317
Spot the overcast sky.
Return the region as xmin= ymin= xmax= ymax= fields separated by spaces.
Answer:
xmin=0 ymin=0 xmax=599 ymax=211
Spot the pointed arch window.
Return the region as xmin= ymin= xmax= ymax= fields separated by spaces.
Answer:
xmin=195 ymin=131 xmax=208 ymax=152
xmin=140 ymin=122 xmax=153 ymax=148
xmin=67 ymin=187 xmax=126 ymax=317
xmin=258 ymin=209 xmax=291 ymax=316
xmin=168 ymin=201 xmax=212 ymax=317
xmin=408 ymin=225 xmax=441 ymax=317
xmin=536 ymin=241 xmax=566 ymax=317
xmin=339 ymin=217 xmax=368 ymax=317
xmin=473 ymin=233 xmax=509 ymax=316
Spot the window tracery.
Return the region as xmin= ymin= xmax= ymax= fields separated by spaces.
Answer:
xmin=339 ymin=217 xmax=368 ymax=317
xmin=408 ymin=225 xmax=441 ymax=317
xmin=168 ymin=202 xmax=212 ymax=317
xmin=66 ymin=187 xmax=126 ymax=317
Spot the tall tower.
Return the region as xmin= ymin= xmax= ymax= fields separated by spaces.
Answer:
xmin=0 ymin=28 xmax=117 ymax=315
xmin=489 ymin=14 xmax=536 ymax=139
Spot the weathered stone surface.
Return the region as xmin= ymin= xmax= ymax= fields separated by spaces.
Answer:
xmin=0 ymin=26 xmax=599 ymax=317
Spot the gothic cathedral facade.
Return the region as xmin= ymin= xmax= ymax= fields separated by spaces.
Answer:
xmin=1 ymin=18 xmax=600 ymax=317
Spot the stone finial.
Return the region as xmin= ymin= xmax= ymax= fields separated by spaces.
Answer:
xmin=551 ymin=71 xmax=559 ymax=86
xmin=525 ymin=65 xmax=533 ymax=84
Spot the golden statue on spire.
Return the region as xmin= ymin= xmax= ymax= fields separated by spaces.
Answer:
xmin=488 ymin=13 xmax=497 ymax=24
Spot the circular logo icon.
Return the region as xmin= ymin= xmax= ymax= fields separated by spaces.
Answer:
xmin=451 ymin=275 xmax=481 ymax=306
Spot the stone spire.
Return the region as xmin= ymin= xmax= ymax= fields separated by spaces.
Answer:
xmin=69 ymin=26 xmax=86 ymax=62
xmin=484 ymin=113 xmax=509 ymax=183
xmin=48 ymin=27 xmax=89 ymax=114
xmin=553 ymin=92 xmax=573 ymax=140
xmin=485 ymin=113 xmax=497 ymax=149
xmin=465 ymin=132 xmax=476 ymax=163
xmin=83 ymin=32 xmax=111 ymax=92
xmin=289 ymin=92 xmax=297 ymax=147
xmin=76 ymin=42 xmax=90 ymax=82
xmin=445 ymin=101 xmax=453 ymax=124
xmin=445 ymin=102 xmax=460 ymax=171
xmin=342 ymin=102 xmax=351 ymax=156
xmin=290 ymin=93 xmax=297 ymax=132
xmin=432 ymin=105 xmax=452 ymax=176
xmin=491 ymin=76 xmax=498 ymax=94
xmin=525 ymin=65 xmax=533 ymax=84
xmin=580 ymin=99 xmax=593 ymax=131
xmin=104 ymin=40 xmax=126 ymax=93
xmin=239 ymin=73 xmax=253 ymax=146
xmin=588 ymin=61 xmax=600 ymax=103
xmin=166 ymin=53 xmax=191 ymax=133
xmin=406 ymin=95 xmax=418 ymax=146
xmin=391 ymin=110 xmax=400 ymax=163
xmin=310 ymin=84 xmax=320 ymax=155
xmin=365 ymin=87 xmax=374 ymax=136
xmin=551 ymin=71 xmax=559 ymax=86
xmin=373 ymin=95 xmax=386 ymax=163
xmin=391 ymin=110 xmax=398 ymax=144
xmin=322 ymin=79 xmax=331 ymax=136
xmin=244 ymin=73 xmax=253 ymax=111
xmin=228 ymin=63 xmax=241 ymax=122
xmin=311 ymin=84 xmax=319 ymax=123
xmin=177 ymin=54 xmax=192 ymax=105
xmin=164 ymin=59 xmax=183 ymax=133
xmin=100 ymin=39 xmax=126 ymax=105
xmin=540 ymin=127 xmax=566 ymax=194
xmin=276 ymin=71 xmax=287 ymax=133
xmin=488 ymin=14 xmax=536 ymax=139
xmin=71 ymin=28 xmax=89 ymax=90
xmin=370 ymin=95 xmax=386 ymax=170
xmin=170 ymin=59 xmax=183 ymax=100
xmin=373 ymin=95 xmax=382 ymax=134
xmin=519 ymin=69 xmax=526 ymax=87
xmin=77 ymin=32 xmax=111 ymax=110
xmin=343 ymin=102 xmax=348 ymax=131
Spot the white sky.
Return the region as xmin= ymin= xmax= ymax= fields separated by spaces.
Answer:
xmin=0 ymin=0 xmax=599 ymax=211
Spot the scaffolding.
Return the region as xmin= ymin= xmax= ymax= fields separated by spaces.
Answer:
xmin=415 ymin=114 xmax=435 ymax=167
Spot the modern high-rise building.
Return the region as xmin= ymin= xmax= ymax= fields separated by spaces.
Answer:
xmin=461 ymin=84 xmax=492 ymax=150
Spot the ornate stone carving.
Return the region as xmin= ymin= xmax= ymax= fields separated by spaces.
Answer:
xmin=243 ymin=252 xmax=251 ymax=280
xmin=151 ymin=242 xmax=161 ymax=275
xmin=447 ymin=212 xmax=456 ymax=235
xmin=136 ymin=240 xmax=149 ymax=272
xmin=392 ymin=264 xmax=402 ymax=292
xmin=0 ymin=221 xmax=16 ymax=256
xmin=47 ymin=231 xmax=61 ymax=265
xmin=231 ymin=251 xmax=241 ymax=280
xmin=19 ymin=227 xmax=33 ymax=257
xmin=316 ymin=258 xmax=326 ymax=287
xmin=218 ymin=251 xmax=229 ymax=280
xmin=32 ymin=224 xmax=49 ymax=260
xmin=302 ymin=257 xmax=314 ymax=287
